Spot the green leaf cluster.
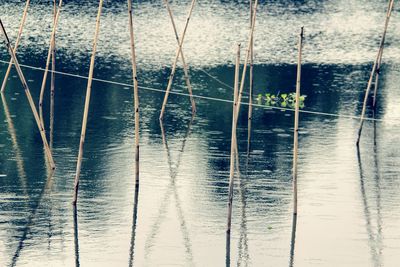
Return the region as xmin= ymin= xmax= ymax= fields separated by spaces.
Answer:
xmin=256 ymin=91 xmax=307 ymax=109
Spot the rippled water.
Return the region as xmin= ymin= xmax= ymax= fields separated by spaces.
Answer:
xmin=1 ymin=0 xmax=400 ymax=266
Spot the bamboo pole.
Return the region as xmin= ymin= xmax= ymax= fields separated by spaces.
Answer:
xmin=247 ymin=0 xmax=254 ymax=155
xmin=128 ymin=0 xmax=140 ymax=185
xmin=372 ymin=46 xmax=384 ymax=110
xmin=0 ymin=0 xmax=31 ymax=93
xmin=293 ymin=27 xmax=304 ymax=216
xmin=49 ymin=86 xmax=54 ymax=149
xmin=162 ymin=0 xmax=196 ymax=115
xmin=356 ymin=0 xmax=394 ymax=146
xmin=50 ymin=0 xmax=57 ymax=149
xmin=227 ymin=43 xmax=241 ymax=235
xmin=72 ymin=0 xmax=104 ymax=205
xmin=0 ymin=19 xmax=55 ymax=169
xmin=159 ymin=0 xmax=196 ymax=120
xmin=372 ymin=0 xmax=392 ymax=109
xmin=234 ymin=0 xmax=258 ymax=122
xmin=38 ymin=0 xmax=63 ymax=128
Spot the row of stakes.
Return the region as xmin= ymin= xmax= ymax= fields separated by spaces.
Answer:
xmin=0 ymin=0 xmax=395 ymax=253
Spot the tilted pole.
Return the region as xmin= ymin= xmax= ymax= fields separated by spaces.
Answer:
xmin=162 ymin=0 xmax=196 ymax=115
xmin=247 ymin=0 xmax=255 ymax=155
xmin=159 ymin=0 xmax=196 ymax=120
xmin=0 ymin=19 xmax=55 ymax=169
xmin=50 ymin=0 xmax=57 ymax=149
xmin=356 ymin=0 xmax=394 ymax=145
xmin=293 ymin=27 xmax=304 ymax=216
xmin=38 ymin=0 xmax=63 ymax=128
xmin=234 ymin=0 xmax=258 ymax=122
xmin=72 ymin=0 xmax=104 ymax=205
xmin=372 ymin=0 xmax=393 ymax=109
xmin=127 ymin=0 xmax=140 ymax=185
xmin=227 ymin=43 xmax=241 ymax=235
xmin=1 ymin=0 xmax=31 ymax=93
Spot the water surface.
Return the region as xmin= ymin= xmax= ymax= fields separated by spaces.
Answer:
xmin=1 ymin=0 xmax=400 ymax=266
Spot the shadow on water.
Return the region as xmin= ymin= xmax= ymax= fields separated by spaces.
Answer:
xmin=73 ymin=206 xmax=80 ymax=267
xmin=143 ymin=116 xmax=195 ymax=264
xmin=128 ymin=183 xmax=140 ymax=267
xmin=356 ymin=114 xmax=383 ymax=267
xmin=8 ymin=169 xmax=55 ymax=267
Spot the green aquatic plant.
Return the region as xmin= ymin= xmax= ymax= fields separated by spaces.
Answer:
xmin=256 ymin=91 xmax=307 ymax=109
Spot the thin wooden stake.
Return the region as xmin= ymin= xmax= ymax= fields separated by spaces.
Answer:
xmin=1 ymin=0 xmax=31 ymax=93
xmin=72 ymin=0 xmax=104 ymax=205
xmin=373 ymin=0 xmax=392 ymax=109
xmin=0 ymin=19 xmax=55 ymax=169
xmin=159 ymin=0 xmax=196 ymax=120
xmin=247 ymin=0 xmax=254 ymax=155
xmin=128 ymin=0 xmax=140 ymax=185
xmin=234 ymin=0 xmax=258 ymax=122
xmin=356 ymin=0 xmax=394 ymax=145
xmin=163 ymin=0 xmax=196 ymax=115
xmin=50 ymin=0 xmax=57 ymax=149
xmin=227 ymin=43 xmax=241 ymax=235
xmin=38 ymin=0 xmax=63 ymax=128
xmin=372 ymin=46 xmax=384 ymax=110
xmin=293 ymin=27 xmax=304 ymax=216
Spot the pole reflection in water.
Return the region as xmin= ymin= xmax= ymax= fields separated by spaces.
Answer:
xmin=9 ymin=169 xmax=55 ymax=267
xmin=73 ymin=205 xmax=80 ymax=267
xmin=226 ymin=231 xmax=231 ymax=267
xmin=356 ymin=119 xmax=383 ymax=267
xmin=143 ymin=116 xmax=195 ymax=264
xmin=373 ymin=112 xmax=383 ymax=262
xmin=236 ymin=155 xmax=249 ymax=267
xmin=289 ymin=214 xmax=297 ymax=267
xmin=1 ymin=93 xmax=29 ymax=195
xmin=128 ymin=183 xmax=140 ymax=267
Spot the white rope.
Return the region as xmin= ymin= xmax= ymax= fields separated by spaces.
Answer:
xmin=198 ymin=68 xmax=237 ymax=91
xmin=0 ymin=59 xmax=397 ymax=123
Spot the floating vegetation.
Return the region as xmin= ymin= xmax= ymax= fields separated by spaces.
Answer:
xmin=256 ymin=92 xmax=307 ymax=108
